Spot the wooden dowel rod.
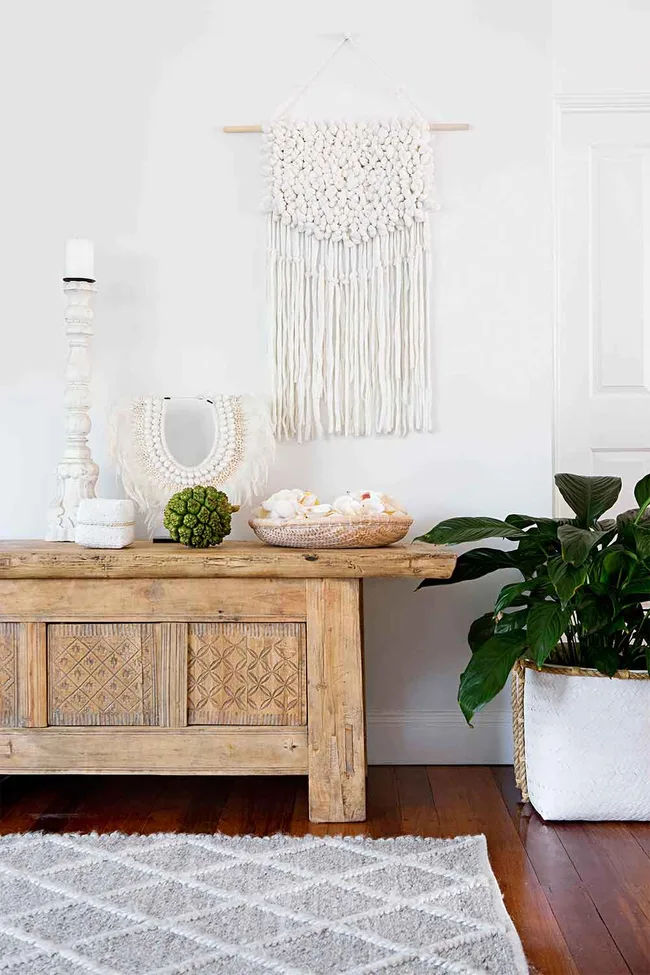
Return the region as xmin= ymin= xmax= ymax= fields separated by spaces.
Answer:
xmin=429 ymin=122 xmax=471 ymax=131
xmin=223 ymin=122 xmax=471 ymax=133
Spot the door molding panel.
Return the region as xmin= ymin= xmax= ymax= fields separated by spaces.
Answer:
xmin=554 ymin=93 xmax=650 ymax=513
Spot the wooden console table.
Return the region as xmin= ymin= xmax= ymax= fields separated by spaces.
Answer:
xmin=0 ymin=541 xmax=455 ymax=822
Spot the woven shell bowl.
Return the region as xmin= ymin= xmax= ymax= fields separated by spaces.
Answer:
xmin=249 ymin=515 xmax=413 ymax=549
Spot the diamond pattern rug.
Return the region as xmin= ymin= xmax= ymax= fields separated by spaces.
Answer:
xmin=0 ymin=832 xmax=528 ymax=975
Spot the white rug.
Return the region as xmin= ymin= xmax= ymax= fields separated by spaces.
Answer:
xmin=0 ymin=832 xmax=528 ymax=975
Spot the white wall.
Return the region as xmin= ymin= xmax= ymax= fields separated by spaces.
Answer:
xmin=0 ymin=0 xmax=557 ymax=762
xmin=553 ymin=0 xmax=650 ymax=93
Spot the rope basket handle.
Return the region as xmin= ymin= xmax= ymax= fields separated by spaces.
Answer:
xmin=511 ymin=660 xmax=529 ymax=802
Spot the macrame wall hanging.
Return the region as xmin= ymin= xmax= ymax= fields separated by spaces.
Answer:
xmin=259 ymin=36 xmax=438 ymax=442
xmin=111 ymin=394 xmax=274 ymax=535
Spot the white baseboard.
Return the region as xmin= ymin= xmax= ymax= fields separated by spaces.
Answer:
xmin=366 ymin=709 xmax=514 ymax=765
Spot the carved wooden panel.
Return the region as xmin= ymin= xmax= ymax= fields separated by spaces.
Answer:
xmin=188 ymin=622 xmax=306 ymax=726
xmin=0 ymin=623 xmax=19 ymax=726
xmin=47 ymin=624 xmax=157 ymax=726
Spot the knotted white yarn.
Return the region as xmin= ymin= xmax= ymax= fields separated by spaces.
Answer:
xmin=264 ymin=117 xmax=434 ymax=441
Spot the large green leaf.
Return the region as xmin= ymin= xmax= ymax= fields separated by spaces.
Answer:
xmin=417 ymin=547 xmax=518 ymax=589
xmin=505 ymin=514 xmax=559 ymax=535
xmin=548 ymin=556 xmax=588 ymax=604
xmin=591 ymin=646 xmax=620 ymax=677
xmin=467 ymin=609 xmax=528 ymax=653
xmin=634 ymin=473 xmax=650 ymax=510
xmin=494 ymin=581 xmax=532 ymax=614
xmin=467 ymin=613 xmax=495 ymax=652
xmin=458 ymin=631 xmax=527 ymax=725
xmin=555 ymin=473 xmax=622 ymax=527
xmin=603 ymin=613 xmax=628 ymax=635
xmin=511 ymin=532 xmax=546 ymax=552
xmin=415 ymin=517 xmax=524 ymax=546
xmin=526 ymin=602 xmax=571 ymax=666
xmin=576 ymin=593 xmax=613 ymax=634
xmin=557 ymin=524 xmax=607 ymax=566
xmin=597 ymin=548 xmax=638 ymax=587
xmin=495 ymin=608 xmax=529 ymax=634
xmin=632 ymin=524 xmax=650 ymax=559
xmin=620 ymin=575 xmax=650 ymax=598
xmin=616 ymin=508 xmax=650 ymax=538
xmin=512 ymin=535 xmax=552 ymax=572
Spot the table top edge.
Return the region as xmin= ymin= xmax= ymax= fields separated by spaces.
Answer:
xmin=0 ymin=539 xmax=456 ymax=579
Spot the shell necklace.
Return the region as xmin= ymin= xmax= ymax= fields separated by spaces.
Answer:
xmin=112 ymin=393 xmax=275 ymax=536
xmin=131 ymin=395 xmax=245 ymax=492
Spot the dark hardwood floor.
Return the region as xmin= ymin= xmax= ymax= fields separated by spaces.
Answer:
xmin=1 ymin=766 xmax=649 ymax=975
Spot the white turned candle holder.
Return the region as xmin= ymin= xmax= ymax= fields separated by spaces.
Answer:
xmin=45 ymin=279 xmax=99 ymax=542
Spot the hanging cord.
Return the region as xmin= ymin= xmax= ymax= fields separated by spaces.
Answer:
xmin=272 ymin=35 xmax=349 ymax=119
xmin=346 ymin=35 xmax=429 ymax=122
xmin=271 ymin=33 xmax=430 ymax=123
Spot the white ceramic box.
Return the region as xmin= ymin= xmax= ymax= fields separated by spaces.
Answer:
xmin=75 ymin=499 xmax=135 ymax=549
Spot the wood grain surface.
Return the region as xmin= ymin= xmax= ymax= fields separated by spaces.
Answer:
xmin=0 ymin=577 xmax=307 ymax=622
xmin=0 ymin=540 xmax=456 ymax=580
xmin=306 ymin=579 xmax=365 ymax=822
xmin=0 ymin=727 xmax=308 ymax=774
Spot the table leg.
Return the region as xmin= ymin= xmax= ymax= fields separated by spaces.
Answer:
xmin=306 ymin=578 xmax=366 ymax=823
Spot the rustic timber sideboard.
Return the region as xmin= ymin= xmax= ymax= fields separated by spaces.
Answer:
xmin=0 ymin=540 xmax=455 ymax=822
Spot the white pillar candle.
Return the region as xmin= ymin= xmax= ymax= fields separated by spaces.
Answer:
xmin=64 ymin=238 xmax=94 ymax=280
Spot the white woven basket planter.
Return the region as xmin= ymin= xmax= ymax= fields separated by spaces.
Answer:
xmin=512 ymin=660 xmax=650 ymax=821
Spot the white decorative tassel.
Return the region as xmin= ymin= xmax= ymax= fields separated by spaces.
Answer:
xmin=265 ymin=118 xmax=434 ymax=441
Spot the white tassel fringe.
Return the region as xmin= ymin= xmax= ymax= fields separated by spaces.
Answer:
xmin=269 ymin=218 xmax=432 ymax=441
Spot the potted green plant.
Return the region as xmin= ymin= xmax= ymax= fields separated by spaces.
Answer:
xmin=416 ymin=472 xmax=650 ymax=820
